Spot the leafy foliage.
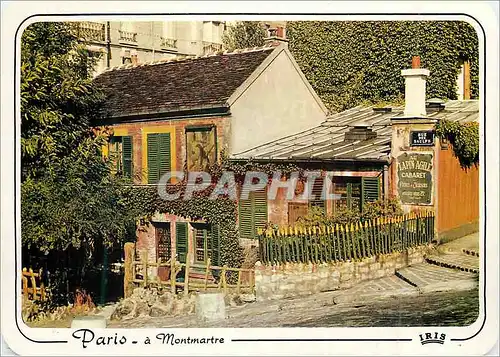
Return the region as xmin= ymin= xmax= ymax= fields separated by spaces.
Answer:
xmin=21 ymin=23 xmax=140 ymax=277
xmin=222 ymin=21 xmax=266 ymax=51
xmin=126 ymin=182 xmax=243 ymax=269
xmin=296 ymin=197 xmax=404 ymax=227
xmin=435 ymin=119 xmax=479 ymax=168
xmin=287 ymin=21 xmax=479 ymax=112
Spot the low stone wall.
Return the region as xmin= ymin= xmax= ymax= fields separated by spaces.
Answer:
xmin=254 ymin=245 xmax=432 ymax=301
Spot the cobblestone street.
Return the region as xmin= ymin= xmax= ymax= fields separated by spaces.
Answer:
xmin=108 ymin=286 xmax=479 ymax=329
xmin=108 ymin=261 xmax=479 ymax=329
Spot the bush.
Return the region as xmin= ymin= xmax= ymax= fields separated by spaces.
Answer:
xmin=295 ymin=197 xmax=404 ymax=227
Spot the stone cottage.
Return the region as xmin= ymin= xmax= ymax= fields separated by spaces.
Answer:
xmin=94 ymin=42 xmax=329 ymax=276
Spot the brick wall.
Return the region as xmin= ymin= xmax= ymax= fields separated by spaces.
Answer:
xmin=106 ymin=115 xmax=231 ymax=183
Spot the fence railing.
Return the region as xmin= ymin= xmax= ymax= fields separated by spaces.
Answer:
xmin=124 ymin=244 xmax=254 ymax=298
xmin=21 ymin=268 xmax=49 ymax=301
xmin=76 ymin=21 xmax=106 ymax=42
xmin=202 ymin=41 xmax=223 ymax=55
xmin=119 ymin=30 xmax=137 ymax=43
xmin=258 ymin=212 xmax=435 ymax=265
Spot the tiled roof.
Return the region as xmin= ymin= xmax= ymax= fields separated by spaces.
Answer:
xmin=231 ymin=100 xmax=479 ymax=163
xmin=94 ymin=45 xmax=277 ymax=119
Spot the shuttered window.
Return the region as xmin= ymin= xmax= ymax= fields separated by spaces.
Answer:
xmin=122 ymin=136 xmax=133 ymax=178
xmin=175 ymin=222 xmax=188 ymax=263
xmin=238 ymin=189 xmax=268 ymax=239
xmin=147 ymin=133 xmax=171 ymax=184
xmin=361 ymin=176 xmax=380 ymax=208
xmin=210 ymin=224 xmax=220 ymax=266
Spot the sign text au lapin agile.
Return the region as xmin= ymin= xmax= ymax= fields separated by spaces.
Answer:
xmin=397 ymin=152 xmax=433 ymax=205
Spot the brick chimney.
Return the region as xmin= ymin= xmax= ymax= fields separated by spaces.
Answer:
xmin=131 ymin=49 xmax=138 ymax=65
xmin=401 ymin=56 xmax=430 ymax=117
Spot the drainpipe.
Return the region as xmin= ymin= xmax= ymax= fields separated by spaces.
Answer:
xmin=151 ymin=22 xmax=155 ymax=61
xmin=106 ymin=22 xmax=111 ymax=68
xmin=383 ymin=164 xmax=389 ymax=202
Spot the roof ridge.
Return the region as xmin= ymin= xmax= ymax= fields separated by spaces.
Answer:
xmin=99 ymin=42 xmax=277 ymax=75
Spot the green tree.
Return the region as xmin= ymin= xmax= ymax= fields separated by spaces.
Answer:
xmin=287 ymin=21 xmax=479 ymax=113
xmin=222 ymin=21 xmax=266 ymax=51
xmin=21 ymin=23 xmax=139 ymax=294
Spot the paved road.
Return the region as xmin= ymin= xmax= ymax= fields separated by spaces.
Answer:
xmin=108 ymin=287 xmax=479 ymax=329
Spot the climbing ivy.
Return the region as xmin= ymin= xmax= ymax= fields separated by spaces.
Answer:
xmin=287 ymin=21 xmax=479 ymax=113
xmin=126 ymin=180 xmax=242 ymax=270
xmin=435 ymin=119 xmax=479 ymax=169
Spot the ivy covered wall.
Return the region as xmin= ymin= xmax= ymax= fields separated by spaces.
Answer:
xmin=287 ymin=21 xmax=479 ymax=113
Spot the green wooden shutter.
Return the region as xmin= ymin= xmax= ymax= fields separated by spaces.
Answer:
xmin=210 ymin=224 xmax=220 ymax=266
xmin=175 ymin=222 xmax=188 ymax=263
xmin=158 ymin=133 xmax=171 ymax=180
xmin=147 ymin=133 xmax=159 ymax=184
xmin=238 ymin=187 xmax=254 ymax=240
xmin=253 ymin=189 xmax=268 ymax=237
xmin=361 ymin=176 xmax=380 ymax=210
xmin=122 ymin=136 xmax=133 ymax=178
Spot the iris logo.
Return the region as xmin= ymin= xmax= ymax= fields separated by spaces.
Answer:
xmin=419 ymin=332 xmax=446 ymax=345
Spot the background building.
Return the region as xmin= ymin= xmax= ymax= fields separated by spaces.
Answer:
xmin=77 ymin=20 xmax=287 ymax=75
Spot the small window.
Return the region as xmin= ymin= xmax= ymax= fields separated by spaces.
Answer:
xmin=332 ymin=177 xmax=362 ymax=213
xmin=108 ymin=135 xmax=133 ymax=177
xmin=155 ymin=222 xmax=171 ymax=263
xmin=331 ymin=176 xmax=380 ymax=214
xmin=190 ymin=223 xmax=220 ymax=265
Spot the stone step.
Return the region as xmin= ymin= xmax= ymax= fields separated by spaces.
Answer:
xmin=425 ymin=253 xmax=479 ymax=274
xmin=396 ymin=263 xmax=477 ymax=288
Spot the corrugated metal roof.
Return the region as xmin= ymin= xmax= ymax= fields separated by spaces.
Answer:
xmin=231 ymin=100 xmax=478 ymax=162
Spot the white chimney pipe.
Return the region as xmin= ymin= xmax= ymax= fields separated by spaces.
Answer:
xmin=402 ymin=56 xmax=430 ymax=118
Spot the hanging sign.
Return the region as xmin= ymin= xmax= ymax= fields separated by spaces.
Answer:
xmin=397 ymin=152 xmax=433 ymax=205
xmin=410 ymin=130 xmax=435 ymax=146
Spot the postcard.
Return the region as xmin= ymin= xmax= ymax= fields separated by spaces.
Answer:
xmin=1 ymin=1 xmax=498 ymax=356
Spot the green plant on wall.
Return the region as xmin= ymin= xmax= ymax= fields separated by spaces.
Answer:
xmin=126 ymin=179 xmax=243 ymax=270
xmin=435 ymin=119 xmax=479 ymax=169
xmin=287 ymin=21 xmax=479 ymax=113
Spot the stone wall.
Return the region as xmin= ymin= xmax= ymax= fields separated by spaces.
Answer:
xmin=254 ymin=245 xmax=432 ymax=301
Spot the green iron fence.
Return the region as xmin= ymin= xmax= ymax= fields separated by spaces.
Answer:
xmin=257 ymin=211 xmax=435 ymax=265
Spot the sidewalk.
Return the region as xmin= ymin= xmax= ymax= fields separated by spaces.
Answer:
xmin=426 ymin=231 xmax=480 ymax=273
xmin=437 ymin=232 xmax=479 ymax=255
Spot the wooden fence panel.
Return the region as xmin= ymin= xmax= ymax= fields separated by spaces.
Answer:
xmin=257 ymin=213 xmax=435 ymax=265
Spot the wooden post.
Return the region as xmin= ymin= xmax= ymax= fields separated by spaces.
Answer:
xmin=221 ymin=265 xmax=228 ymax=294
xmin=141 ymin=250 xmax=148 ymax=288
xmin=236 ymin=270 xmax=241 ymax=295
xmin=29 ymin=268 xmax=37 ymax=300
xmin=39 ymin=268 xmax=46 ymax=301
xmin=184 ymin=253 xmax=190 ymax=297
xmin=204 ymin=258 xmax=211 ymax=292
xmin=22 ymin=268 xmax=28 ymax=300
xmin=170 ymin=257 xmax=176 ymax=294
xmin=123 ymin=242 xmax=135 ymax=298
xmin=463 ymin=60 xmax=471 ymax=100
